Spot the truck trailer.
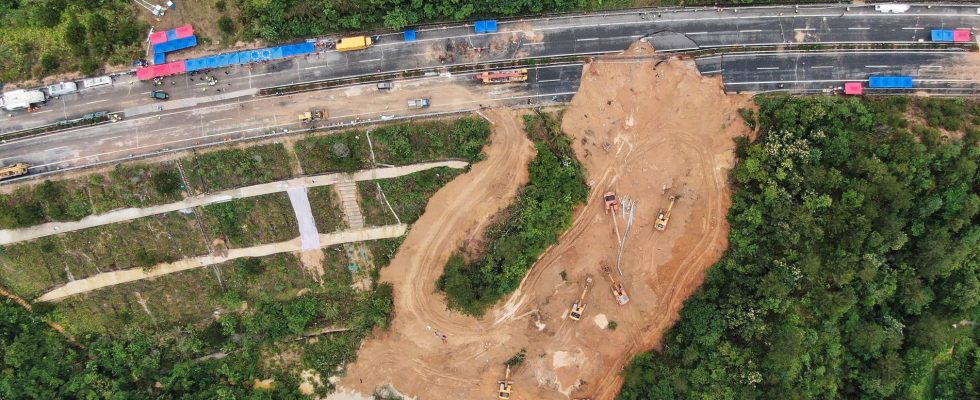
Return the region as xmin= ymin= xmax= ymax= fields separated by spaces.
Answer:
xmin=407 ymin=98 xmax=430 ymax=108
xmin=1 ymin=89 xmax=46 ymax=111
xmin=336 ymin=36 xmax=373 ymax=52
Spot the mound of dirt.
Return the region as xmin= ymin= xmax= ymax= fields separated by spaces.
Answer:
xmin=332 ymin=42 xmax=750 ymax=400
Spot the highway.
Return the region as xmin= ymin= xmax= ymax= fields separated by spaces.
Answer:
xmin=0 ymin=3 xmax=978 ymax=176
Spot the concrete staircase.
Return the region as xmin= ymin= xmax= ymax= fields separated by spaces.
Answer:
xmin=335 ymin=181 xmax=364 ymax=229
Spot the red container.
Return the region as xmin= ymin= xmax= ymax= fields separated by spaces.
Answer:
xmin=844 ymin=82 xmax=864 ymax=95
xmin=953 ymin=29 xmax=972 ymax=43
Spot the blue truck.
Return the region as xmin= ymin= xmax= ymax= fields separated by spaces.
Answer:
xmin=868 ymin=76 xmax=914 ymax=89
xmin=474 ymin=20 xmax=498 ymax=33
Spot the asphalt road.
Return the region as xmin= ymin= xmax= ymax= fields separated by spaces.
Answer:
xmin=0 ymin=64 xmax=583 ymax=176
xmin=3 ymin=3 xmax=978 ymax=132
xmin=698 ymin=50 xmax=979 ymax=92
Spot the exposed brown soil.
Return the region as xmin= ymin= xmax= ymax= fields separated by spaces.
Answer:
xmin=334 ymin=42 xmax=751 ymax=400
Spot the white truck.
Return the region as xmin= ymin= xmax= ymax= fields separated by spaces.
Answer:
xmin=46 ymin=82 xmax=78 ymax=96
xmin=875 ymin=4 xmax=910 ymax=13
xmin=407 ymin=98 xmax=430 ymax=109
xmin=1 ymin=89 xmax=46 ymax=111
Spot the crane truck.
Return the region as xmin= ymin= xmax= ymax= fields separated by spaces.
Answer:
xmin=655 ymin=196 xmax=676 ymax=231
xmin=569 ymin=275 xmax=594 ymax=321
xmin=475 ymin=69 xmax=528 ymax=84
xmin=602 ymin=266 xmax=630 ymax=305
xmin=498 ymin=365 xmax=513 ymax=399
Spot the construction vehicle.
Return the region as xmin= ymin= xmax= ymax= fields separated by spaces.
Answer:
xmin=655 ymin=196 xmax=676 ymax=231
xmin=297 ymin=109 xmax=325 ymax=123
xmin=336 ymin=36 xmax=373 ymax=52
xmin=407 ymin=98 xmax=430 ymax=109
xmin=498 ymin=365 xmax=513 ymax=399
xmin=475 ymin=69 xmax=528 ymax=84
xmin=0 ymin=163 xmax=30 ymax=181
xmin=569 ymin=275 xmax=593 ymax=321
xmin=603 ymin=191 xmax=618 ymax=214
xmin=602 ymin=266 xmax=630 ymax=305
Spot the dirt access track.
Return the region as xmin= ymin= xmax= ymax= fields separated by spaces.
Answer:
xmin=334 ymin=42 xmax=751 ymax=399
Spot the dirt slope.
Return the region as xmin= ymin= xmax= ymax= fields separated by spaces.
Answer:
xmin=335 ymin=42 xmax=750 ymax=399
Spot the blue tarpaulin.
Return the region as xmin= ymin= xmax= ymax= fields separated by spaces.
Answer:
xmin=154 ymin=35 xmax=198 ymax=53
xmin=931 ymin=29 xmax=954 ymax=42
xmin=166 ymin=29 xmax=179 ymax=41
xmin=153 ymin=52 xmax=166 ymax=65
xmin=404 ymin=30 xmax=417 ymax=41
xmin=182 ymin=42 xmax=315 ymax=72
xmin=868 ymin=76 xmax=914 ymax=88
xmin=474 ymin=20 xmax=498 ymax=33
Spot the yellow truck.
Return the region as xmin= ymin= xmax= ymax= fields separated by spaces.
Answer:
xmin=0 ymin=163 xmax=30 ymax=181
xmin=336 ymin=36 xmax=373 ymax=52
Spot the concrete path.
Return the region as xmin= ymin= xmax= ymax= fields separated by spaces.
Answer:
xmin=287 ymin=187 xmax=321 ymax=251
xmin=0 ymin=161 xmax=466 ymax=245
xmin=336 ymin=181 xmax=365 ymax=229
xmin=38 ymin=224 xmax=408 ymax=302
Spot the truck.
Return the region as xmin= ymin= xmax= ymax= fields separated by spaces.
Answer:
xmin=1 ymin=89 xmax=46 ymax=111
xmin=475 ymin=69 xmax=528 ymax=84
xmin=336 ymin=36 xmax=373 ymax=52
xmin=475 ymin=20 xmax=498 ymax=33
xmin=868 ymin=75 xmax=914 ymax=89
xmin=0 ymin=163 xmax=30 ymax=181
xmin=82 ymin=76 xmax=112 ymax=89
xmin=377 ymin=81 xmax=393 ymax=90
xmin=46 ymin=82 xmax=78 ymax=96
xmin=407 ymin=98 xmax=430 ymax=109
xmin=297 ymin=109 xmax=325 ymax=123
xmin=875 ymin=4 xmax=910 ymax=13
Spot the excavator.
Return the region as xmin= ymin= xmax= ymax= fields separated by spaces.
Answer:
xmin=655 ymin=195 xmax=676 ymax=231
xmin=498 ymin=365 xmax=513 ymax=399
xmin=0 ymin=163 xmax=30 ymax=181
xmin=602 ymin=266 xmax=630 ymax=305
xmin=569 ymin=275 xmax=593 ymax=321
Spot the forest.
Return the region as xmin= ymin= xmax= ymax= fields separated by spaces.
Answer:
xmin=618 ymin=97 xmax=980 ymax=399
xmin=0 ymin=0 xmax=145 ymax=82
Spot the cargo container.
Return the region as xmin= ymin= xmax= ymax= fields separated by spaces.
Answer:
xmin=953 ymin=29 xmax=972 ymax=42
xmin=153 ymin=35 xmax=198 ymax=53
xmin=843 ymin=82 xmax=864 ymax=95
xmin=931 ymin=29 xmax=954 ymax=42
xmin=82 ymin=76 xmax=112 ymax=89
xmin=336 ymin=36 xmax=373 ymax=52
xmin=474 ymin=20 xmax=498 ymax=33
xmin=1 ymin=89 xmax=46 ymax=111
xmin=46 ymin=82 xmax=78 ymax=96
xmin=404 ymin=29 xmax=417 ymax=42
xmin=875 ymin=4 xmax=910 ymax=13
xmin=868 ymin=76 xmax=913 ymax=88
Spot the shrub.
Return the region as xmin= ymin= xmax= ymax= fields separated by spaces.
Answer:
xmin=152 ymin=170 xmax=183 ymax=196
xmin=218 ymin=16 xmax=234 ymax=34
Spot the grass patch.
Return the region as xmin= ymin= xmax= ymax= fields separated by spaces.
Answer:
xmin=307 ymin=186 xmax=347 ymax=233
xmin=202 ymin=193 xmax=298 ymax=248
xmin=358 ymin=167 xmax=465 ymax=226
xmin=0 ymin=162 xmax=185 ymax=229
xmin=183 ymin=143 xmax=293 ymax=192
xmin=437 ymin=111 xmax=588 ymax=316
xmin=0 ymin=212 xmax=207 ymax=298
xmin=364 ymin=237 xmax=405 ymax=269
xmin=294 ymin=117 xmax=491 ymax=174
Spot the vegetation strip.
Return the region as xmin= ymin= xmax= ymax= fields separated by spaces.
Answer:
xmin=619 ymin=97 xmax=980 ymax=399
xmin=0 ymin=161 xmax=466 ymax=245
xmin=438 ymin=111 xmax=589 ymax=316
xmin=39 ymin=224 xmax=407 ymax=302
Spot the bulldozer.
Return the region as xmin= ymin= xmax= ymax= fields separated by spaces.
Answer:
xmin=602 ymin=266 xmax=630 ymax=305
xmin=498 ymin=365 xmax=513 ymax=399
xmin=297 ymin=109 xmax=325 ymax=123
xmin=655 ymin=196 xmax=676 ymax=231
xmin=569 ymin=275 xmax=593 ymax=321
xmin=0 ymin=163 xmax=30 ymax=181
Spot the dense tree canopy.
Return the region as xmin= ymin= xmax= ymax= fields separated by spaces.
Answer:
xmin=619 ymin=97 xmax=980 ymax=399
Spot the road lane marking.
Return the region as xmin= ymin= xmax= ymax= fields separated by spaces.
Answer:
xmin=210 ymin=118 xmax=234 ymax=123
xmin=686 ymin=32 xmax=708 ymax=35
xmin=740 ymin=29 xmax=764 ymax=33
xmin=576 ymin=38 xmax=599 ymax=41
xmin=865 ymin=65 xmax=891 ymax=68
xmin=358 ymin=58 xmax=383 ymax=63
xmin=32 ymin=110 xmax=53 ymax=115
xmin=523 ymin=42 xmax=545 ymax=45
xmin=537 ymin=79 xmax=561 ymax=83
xmin=756 ymin=67 xmax=779 ymax=70
xmin=303 ymin=65 xmax=327 ymax=70
xmin=848 ymin=27 xmax=870 ymax=30
xmin=920 ymin=65 xmax=944 ymax=69
xmin=901 ymin=27 xmax=924 ymax=30
xmin=794 ymin=28 xmax=816 ymax=31
xmin=81 ymin=99 xmax=108 ymax=106
xmin=810 ymin=66 xmax=834 ymax=69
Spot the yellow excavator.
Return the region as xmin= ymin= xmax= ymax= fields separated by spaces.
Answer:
xmin=569 ymin=275 xmax=593 ymax=321
xmin=498 ymin=365 xmax=513 ymax=399
xmin=655 ymin=196 xmax=676 ymax=231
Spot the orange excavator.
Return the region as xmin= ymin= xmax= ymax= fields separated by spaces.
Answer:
xmin=602 ymin=266 xmax=630 ymax=305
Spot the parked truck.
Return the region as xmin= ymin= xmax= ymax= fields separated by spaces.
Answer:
xmin=0 ymin=89 xmax=46 ymax=111
xmin=407 ymin=98 xmax=430 ymax=108
xmin=336 ymin=36 xmax=373 ymax=52
xmin=931 ymin=29 xmax=973 ymax=42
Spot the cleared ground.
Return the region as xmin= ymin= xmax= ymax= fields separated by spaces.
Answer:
xmin=332 ymin=42 xmax=751 ymax=399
